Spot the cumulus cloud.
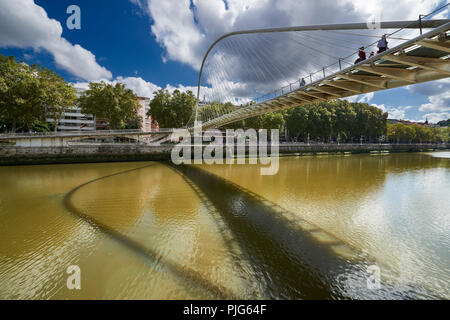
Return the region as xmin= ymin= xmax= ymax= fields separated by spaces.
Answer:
xmin=362 ymin=80 xmax=450 ymax=122
xmin=407 ymin=79 xmax=450 ymax=113
xmin=73 ymin=77 xmax=160 ymax=98
xmin=371 ymin=103 xmax=413 ymax=120
xmin=134 ymin=0 xmax=441 ymax=69
xmin=420 ymin=112 xmax=450 ymax=123
xmin=0 ymin=0 xmax=112 ymax=81
xmin=342 ymin=92 xmax=374 ymax=103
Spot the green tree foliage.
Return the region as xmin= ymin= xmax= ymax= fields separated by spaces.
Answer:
xmin=0 ymin=54 xmax=76 ymax=132
xmin=244 ymin=114 xmax=264 ymax=130
xmin=31 ymin=120 xmax=55 ymax=133
xmin=285 ymin=100 xmax=388 ymax=142
xmin=261 ymin=112 xmax=285 ymax=131
xmin=435 ymin=127 xmax=450 ymax=143
xmin=200 ymin=102 xmax=235 ymax=122
xmin=78 ymin=82 xmax=141 ymax=129
xmin=122 ymin=114 xmax=143 ymax=130
xmin=198 ymin=101 xmax=243 ymax=129
xmin=147 ymin=89 xmax=196 ymax=128
xmin=387 ymin=122 xmax=447 ymax=143
xmin=437 ymin=119 xmax=449 ymax=127
xmin=38 ymin=67 xmax=77 ymax=132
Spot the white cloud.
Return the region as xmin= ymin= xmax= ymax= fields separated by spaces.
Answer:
xmin=371 ymin=103 xmax=413 ymax=120
xmin=132 ymin=0 xmax=443 ymax=70
xmin=0 ymin=0 xmax=112 ymax=81
xmin=73 ymin=77 xmax=160 ymax=98
xmin=115 ymin=76 xmax=161 ymax=97
xmin=420 ymin=112 xmax=450 ymax=123
xmin=358 ymin=92 xmax=374 ymax=103
xmin=149 ymin=0 xmax=205 ymax=68
xmin=419 ymin=95 xmax=450 ymax=113
xmin=342 ymin=92 xmax=374 ymax=103
xmin=406 ymin=79 xmax=450 ymax=113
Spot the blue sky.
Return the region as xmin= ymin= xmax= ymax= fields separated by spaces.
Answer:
xmin=1 ymin=0 xmax=198 ymax=86
xmin=0 ymin=0 xmax=448 ymax=122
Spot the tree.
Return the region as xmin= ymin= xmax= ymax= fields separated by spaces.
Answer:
xmin=0 ymin=54 xmax=77 ymax=132
xmin=437 ymin=119 xmax=449 ymax=127
xmin=284 ymin=100 xmax=387 ymax=143
xmin=37 ymin=66 xmax=77 ymax=132
xmin=412 ymin=124 xmax=426 ymax=143
xmin=435 ymin=127 xmax=450 ymax=142
xmin=78 ymin=82 xmax=140 ymax=129
xmin=286 ymin=107 xmax=309 ymax=140
xmin=199 ymin=101 xmax=244 ymax=129
xmin=122 ymin=114 xmax=143 ymax=130
xmin=403 ymin=125 xmax=416 ymax=143
xmin=196 ymin=101 xmax=245 ymax=129
xmin=244 ymin=115 xmax=263 ymax=130
xmin=31 ymin=120 xmax=55 ymax=133
xmin=261 ymin=112 xmax=285 ymax=131
xmin=0 ymin=55 xmax=42 ymax=132
xmin=387 ymin=123 xmax=406 ymax=143
xmin=147 ymin=89 xmax=196 ymax=128
xmin=333 ymin=100 xmax=356 ymax=141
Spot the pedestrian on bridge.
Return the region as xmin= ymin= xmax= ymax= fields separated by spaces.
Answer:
xmin=377 ymin=34 xmax=388 ymax=53
xmin=300 ymin=77 xmax=306 ymax=87
xmin=354 ymin=47 xmax=366 ymax=64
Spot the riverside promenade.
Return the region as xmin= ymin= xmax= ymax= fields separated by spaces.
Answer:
xmin=0 ymin=143 xmax=448 ymax=165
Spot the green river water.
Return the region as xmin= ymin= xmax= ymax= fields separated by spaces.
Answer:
xmin=0 ymin=152 xmax=449 ymax=299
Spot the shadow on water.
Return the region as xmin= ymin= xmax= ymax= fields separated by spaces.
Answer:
xmin=62 ymin=160 xmax=437 ymax=299
xmin=172 ymin=164 xmax=367 ymax=299
xmin=63 ymin=164 xmax=238 ymax=299
xmin=172 ymin=163 xmax=442 ymax=300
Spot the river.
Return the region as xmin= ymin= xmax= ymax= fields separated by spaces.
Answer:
xmin=0 ymin=152 xmax=449 ymax=299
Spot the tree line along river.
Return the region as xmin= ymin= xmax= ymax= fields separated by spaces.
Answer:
xmin=0 ymin=152 xmax=449 ymax=299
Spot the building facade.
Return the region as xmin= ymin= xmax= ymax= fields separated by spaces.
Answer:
xmin=46 ymin=88 xmax=96 ymax=131
xmin=138 ymin=97 xmax=156 ymax=131
xmin=47 ymin=89 xmax=158 ymax=132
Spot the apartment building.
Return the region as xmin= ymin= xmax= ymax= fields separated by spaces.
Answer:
xmin=138 ymin=97 xmax=157 ymax=131
xmin=46 ymin=88 xmax=96 ymax=131
xmin=47 ymin=89 xmax=157 ymax=132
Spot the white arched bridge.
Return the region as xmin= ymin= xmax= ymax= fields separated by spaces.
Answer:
xmin=192 ymin=18 xmax=450 ymax=130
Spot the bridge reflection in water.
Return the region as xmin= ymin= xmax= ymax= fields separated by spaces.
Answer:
xmin=0 ymin=153 xmax=448 ymax=299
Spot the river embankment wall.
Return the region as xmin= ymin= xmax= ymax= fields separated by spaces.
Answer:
xmin=0 ymin=143 xmax=448 ymax=165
